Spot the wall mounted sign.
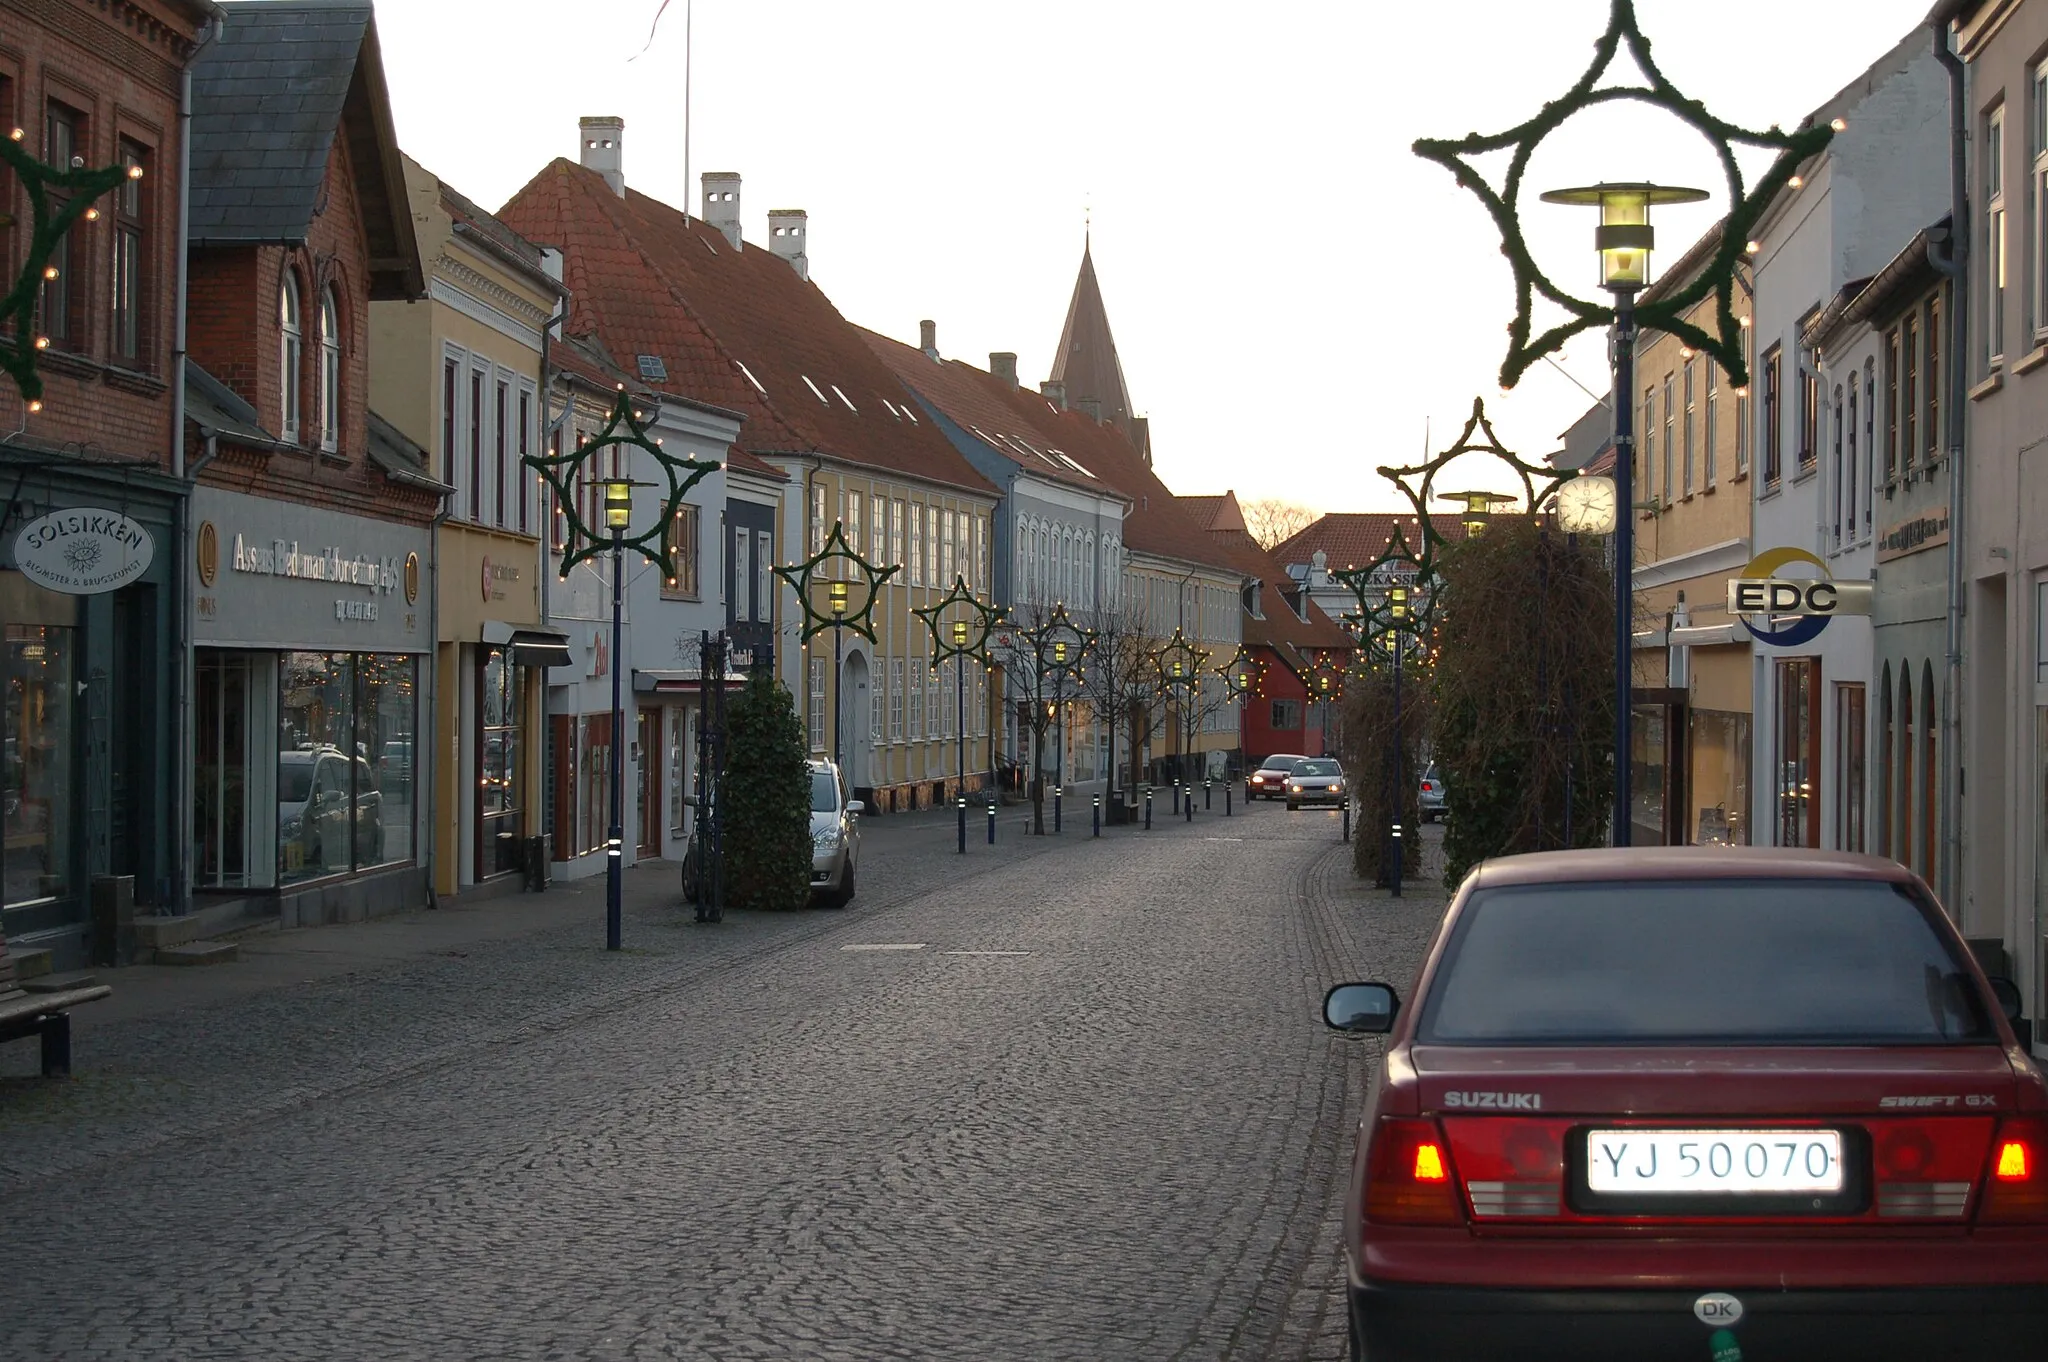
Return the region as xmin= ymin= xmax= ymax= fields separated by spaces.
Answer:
xmin=12 ymin=507 xmax=154 ymax=595
xmin=404 ymin=553 xmax=420 ymax=605
xmin=1877 ymin=506 xmax=1950 ymax=564
xmin=1725 ymin=547 xmax=1871 ymax=647
xmin=196 ymin=521 xmax=219 ymax=587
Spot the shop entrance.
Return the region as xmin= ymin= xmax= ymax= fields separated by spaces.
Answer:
xmin=637 ymin=706 xmax=660 ymax=858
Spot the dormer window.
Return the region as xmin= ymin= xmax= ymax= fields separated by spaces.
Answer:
xmin=279 ymin=273 xmax=302 ymax=443
xmin=318 ymin=286 xmax=340 ymax=451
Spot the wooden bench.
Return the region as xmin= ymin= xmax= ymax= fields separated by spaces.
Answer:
xmin=0 ymin=929 xmax=110 ymax=1077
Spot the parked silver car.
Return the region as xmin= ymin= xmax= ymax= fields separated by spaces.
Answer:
xmin=809 ymin=760 xmax=863 ymax=908
xmin=1419 ymin=763 xmax=1447 ymax=822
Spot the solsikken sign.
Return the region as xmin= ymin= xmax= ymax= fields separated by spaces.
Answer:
xmin=11 ymin=507 xmax=154 ymax=596
xmin=1724 ymin=547 xmax=1871 ymax=647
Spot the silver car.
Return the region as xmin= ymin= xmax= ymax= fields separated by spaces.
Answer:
xmin=809 ymin=760 xmax=863 ymax=908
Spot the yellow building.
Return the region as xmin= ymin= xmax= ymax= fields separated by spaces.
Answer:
xmin=1630 ymin=221 xmax=1757 ymax=845
xmin=370 ymin=157 xmax=568 ymax=898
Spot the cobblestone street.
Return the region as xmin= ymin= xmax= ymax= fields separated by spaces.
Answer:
xmin=1 ymin=803 xmax=1447 ymax=1362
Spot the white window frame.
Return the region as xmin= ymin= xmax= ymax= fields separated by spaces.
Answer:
xmin=733 ymin=527 xmax=751 ymax=623
xmin=808 ymin=658 xmax=826 ymax=752
xmin=890 ymin=658 xmax=905 ymax=742
xmin=1989 ymin=101 xmax=2009 ymax=370
xmin=1704 ymin=363 xmax=1718 ymax=489
xmin=318 ymin=286 xmax=340 ymax=452
xmin=279 ymin=273 xmax=302 ymax=444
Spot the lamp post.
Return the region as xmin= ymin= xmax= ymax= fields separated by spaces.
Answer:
xmin=1384 ymin=583 xmax=1411 ymax=898
xmin=1440 ymin=488 xmax=1518 ymax=538
xmin=1153 ymin=629 xmax=1207 ymax=819
xmin=600 ymin=476 xmax=634 ymax=951
xmin=915 ymin=576 xmax=1000 ymax=854
xmin=1539 ymin=181 xmax=1706 ymax=848
xmin=828 ymin=578 xmax=848 ymax=768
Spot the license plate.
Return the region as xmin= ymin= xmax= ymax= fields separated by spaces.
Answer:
xmin=1584 ymin=1129 xmax=1845 ymax=1195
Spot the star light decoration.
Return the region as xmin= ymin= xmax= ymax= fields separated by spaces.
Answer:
xmin=0 ymin=131 xmax=138 ymax=405
xmin=1152 ymin=627 xmax=1208 ymax=695
xmin=1219 ymin=644 xmax=1266 ymax=700
xmin=1010 ymin=601 xmax=1095 ymax=682
xmin=527 ymin=387 xmax=721 ymax=579
xmin=914 ymin=573 xmax=1003 ymax=668
xmin=1306 ymin=650 xmax=1347 ymax=704
xmin=773 ymin=519 xmax=900 ymax=646
xmin=1412 ymin=0 xmax=1834 ymax=390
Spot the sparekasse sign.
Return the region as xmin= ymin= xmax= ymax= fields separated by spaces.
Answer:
xmin=12 ymin=507 xmax=155 ymax=595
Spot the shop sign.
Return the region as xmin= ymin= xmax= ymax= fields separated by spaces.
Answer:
xmin=1725 ymin=547 xmax=1871 ymax=648
xmin=1877 ymin=506 xmax=1950 ymax=563
xmin=12 ymin=507 xmax=155 ymax=595
xmin=481 ymin=555 xmax=521 ymax=604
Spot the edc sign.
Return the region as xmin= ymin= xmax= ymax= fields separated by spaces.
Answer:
xmin=1724 ymin=547 xmax=1871 ymax=647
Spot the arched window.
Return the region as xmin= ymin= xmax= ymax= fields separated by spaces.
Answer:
xmin=1922 ymin=661 xmax=1938 ymax=880
xmin=279 ymin=273 xmax=302 ymax=442
xmin=1898 ymin=666 xmax=1915 ymax=868
xmin=318 ymin=286 xmax=341 ymax=451
xmin=1877 ymin=663 xmax=1893 ymax=858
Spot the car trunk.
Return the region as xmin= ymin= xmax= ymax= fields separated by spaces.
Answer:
xmin=1411 ymin=1044 xmax=2020 ymax=1229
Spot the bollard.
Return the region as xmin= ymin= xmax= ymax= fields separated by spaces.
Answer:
xmin=1172 ymin=781 xmax=1181 ymax=815
xmin=1054 ymin=789 xmax=1062 ymax=834
xmin=987 ymin=799 xmax=997 ymax=845
xmin=957 ymin=796 xmax=967 ymax=854
xmin=1226 ymin=783 xmax=1233 ymax=817
xmin=1390 ymin=821 xmax=1403 ymax=898
xmin=1204 ymin=779 xmax=1213 ymax=811
xmin=1145 ymin=789 xmax=1154 ymax=830
xmin=1185 ymin=785 xmax=1193 ymax=822
xmin=1342 ymin=798 xmax=1351 ymax=842
xmin=1092 ymin=793 xmax=1101 ymax=838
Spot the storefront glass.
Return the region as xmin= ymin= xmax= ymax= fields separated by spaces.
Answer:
xmin=578 ymin=713 xmax=611 ymax=856
xmin=1629 ymin=701 xmax=1666 ymax=847
xmin=479 ymin=647 xmax=523 ymax=878
xmin=196 ymin=652 xmax=253 ymax=888
xmin=1688 ymin=709 xmax=1751 ymax=845
xmin=278 ymin=651 xmax=416 ymax=884
xmin=5 ymin=618 xmax=76 ymax=909
xmin=1835 ymin=683 xmax=1866 ymax=852
xmin=1776 ymin=658 xmax=1819 ymax=847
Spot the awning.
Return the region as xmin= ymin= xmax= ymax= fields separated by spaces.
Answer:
xmin=634 ymin=668 xmax=746 ymax=695
xmin=507 ymin=627 xmax=573 ymax=670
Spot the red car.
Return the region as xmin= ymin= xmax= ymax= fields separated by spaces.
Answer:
xmin=1322 ymin=847 xmax=2046 ymax=1362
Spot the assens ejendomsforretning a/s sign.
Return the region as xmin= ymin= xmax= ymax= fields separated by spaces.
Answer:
xmin=1725 ymin=546 xmax=1871 ymax=647
xmin=11 ymin=507 xmax=154 ymax=596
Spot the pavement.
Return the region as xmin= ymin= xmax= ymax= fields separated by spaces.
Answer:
xmin=0 ymin=798 xmax=1450 ymax=1362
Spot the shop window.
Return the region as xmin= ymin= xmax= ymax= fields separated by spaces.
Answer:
xmin=4 ymin=613 xmax=77 ymax=911
xmin=1776 ymin=657 xmax=1819 ymax=847
xmin=1689 ymin=709 xmax=1750 ymax=845
xmin=478 ymin=647 xmax=524 ymax=880
xmin=196 ymin=652 xmax=255 ymax=889
xmin=1835 ymin=682 xmax=1866 ymax=852
xmin=277 ymin=652 xmax=415 ymax=884
xmin=669 ymin=707 xmax=689 ymax=836
xmin=579 ymin=713 xmax=610 ymax=857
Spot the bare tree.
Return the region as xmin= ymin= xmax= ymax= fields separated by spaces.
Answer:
xmin=1242 ymin=498 xmax=1319 ymax=551
xmin=1075 ymin=598 xmax=1166 ymax=805
xmin=997 ymin=602 xmax=1091 ymax=835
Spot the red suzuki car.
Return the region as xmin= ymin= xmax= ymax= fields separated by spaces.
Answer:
xmin=1322 ymin=847 xmax=2047 ymax=1362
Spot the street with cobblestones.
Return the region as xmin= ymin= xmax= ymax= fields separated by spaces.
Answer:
xmin=1 ymin=803 xmax=1445 ymax=1362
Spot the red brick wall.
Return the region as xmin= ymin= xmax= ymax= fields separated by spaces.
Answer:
xmin=0 ymin=0 xmax=202 ymax=461
xmin=191 ymin=125 xmax=435 ymax=527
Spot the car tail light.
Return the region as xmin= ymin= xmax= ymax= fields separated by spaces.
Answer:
xmin=1441 ymin=1118 xmax=1568 ymax=1219
xmin=1980 ymin=1116 xmax=2048 ymax=1224
xmin=1867 ymin=1117 xmax=1996 ymax=1219
xmin=1364 ymin=1118 xmax=1466 ymax=1225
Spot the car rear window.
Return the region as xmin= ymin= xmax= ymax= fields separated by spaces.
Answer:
xmin=810 ymin=772 xmax=838 ymax=812
xmin=1418 ymin=879 xmax=1993 ymax=1046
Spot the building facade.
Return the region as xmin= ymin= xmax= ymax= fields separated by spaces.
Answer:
xmin=0 ymin=0 xmax=216 ymax=963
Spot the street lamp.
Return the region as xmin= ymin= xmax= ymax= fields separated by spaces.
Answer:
xmin=600 ymin=475 xmax=636 ymax=951
xmin=1540 ymin=180 xmax=1706 ymax=849
xmin=914 ymin=576 xmax=1000 ymax=853
xmin=1439 ymin=488 xmax=1517 ymax=538
xmin=1153 ymin=628 xmax=1207 ymax=816
xmin=828 ymin=578 xmax=849 ymax=768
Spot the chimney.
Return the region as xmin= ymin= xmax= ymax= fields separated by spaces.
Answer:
xmin=702 ymin=172 xmax=742 ymax=249
xmin=1130 ymin=415 xmax=1152 ymax=466
xmin=919 ymin=320 xmax=938 ymax=358
xmin=578 ymin=116 xmax=625 ymax=197
xmin=1075 ymin=396 xmax=1102 ymax=423
xmin=1039 ymin=379 xmax=1066 ymax=410
xmin=989 ymin=352 xmax=1018 ymax=387
xmin=768 ymin=209 xmax=809 ymax=280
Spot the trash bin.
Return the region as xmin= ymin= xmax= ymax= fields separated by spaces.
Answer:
xmin=524 ymin=834 xmax=551 ymax=892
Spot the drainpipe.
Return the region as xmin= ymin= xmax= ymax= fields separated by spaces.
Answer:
xmin=424 ymin=486 xmax=453 ymax=906
xmin=172 ymin=16 xmax=220 ymax=916
xmin=1931 ymin=20 xmax=1968 ymax=918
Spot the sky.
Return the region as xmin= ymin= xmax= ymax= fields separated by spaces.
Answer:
xmin=375 ymin=0 xmax=1939 ymax=514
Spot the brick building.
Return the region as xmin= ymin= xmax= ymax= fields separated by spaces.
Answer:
xmin=181 ymin=2 xmax=437 ymax=929
xmin=0 ymin=0 xmax=218 ymax=961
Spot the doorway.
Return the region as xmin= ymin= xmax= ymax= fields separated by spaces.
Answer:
xmin=637 ymin=706 xmax=660 ymax=858
xmin=840 ymin=651 xmax=870 ymax=788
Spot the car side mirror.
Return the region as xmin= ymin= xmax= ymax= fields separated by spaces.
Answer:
xmin=1324 ymin=982 xmax=1398 ymax=1034
xmin=845 ymin=800 xmax=864 ymax=815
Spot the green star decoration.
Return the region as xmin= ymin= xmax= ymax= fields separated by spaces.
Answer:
xmin=526 ymin=387 xmax=720 ymax=579
xmin=1219 ymin=644 xmax=1266 ymax=699
xmin=1374 ymin=398 xmax=1570 ymax=570
xmin=773 ymin=519 xmax=900 ymax=646
xmin=1412 ymin=0 xmax=1833 ymax=390
xmin=915 ymin=574 xmax=1002 ymax=667
xmin=0 ymin=133 xmax=134 ymax=404
xmin=1152 ymin=627 xmax=1208 ymax=692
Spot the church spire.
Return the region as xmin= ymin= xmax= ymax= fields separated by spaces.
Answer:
xmin=1048 ymin=233 xmax=1135 ymax=446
